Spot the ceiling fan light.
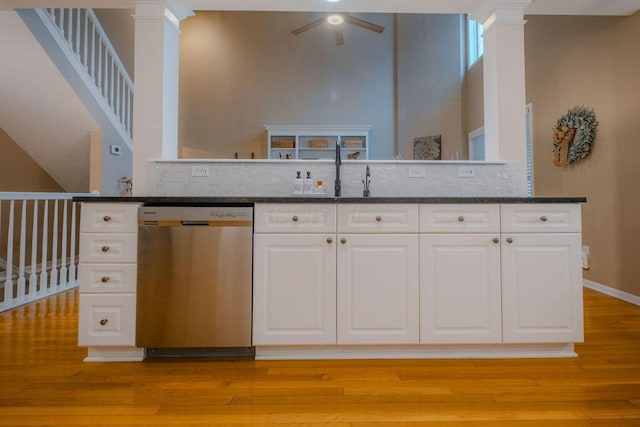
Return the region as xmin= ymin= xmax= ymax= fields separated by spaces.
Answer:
xmin=327 ymin=14 xmax=344 ymax=26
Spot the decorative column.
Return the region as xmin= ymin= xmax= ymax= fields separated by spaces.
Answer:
xmin=132 ymin=0 xmax=192 ymax=196
xmin=473 ymin=0 xmax=530 ymax=195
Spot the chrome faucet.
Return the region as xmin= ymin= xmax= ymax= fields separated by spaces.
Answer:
xmin=334 ymin=141 xmax=342 ymax=197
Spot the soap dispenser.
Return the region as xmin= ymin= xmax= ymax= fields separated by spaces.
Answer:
xmin=303 ymin=171 xmax=313 ymax=194
xmin=293 ymin=171 xmax=303 ymax=194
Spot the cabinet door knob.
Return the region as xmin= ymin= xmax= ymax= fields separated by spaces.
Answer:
xmin=340 ymin=238 xmax=347 ymax=244
xmin=506 ymin=237 xmax=513 ymax=244
xmin=292 ymin=215 xmax=299 ymax=222
xmin=375 ymin=215 xmax=382 ymax=222
xmin=327 ymin=237 xmax=333 ymax=244
xmin=99 ymin=319 xmax=108 ymax=326
xmin=101 ymin=246 xmax=110 ymax=253
xmin=100 ymin=276 xmax=110 ymax=283
xmin=493 ymin=237 xmax=499 ymax=244
xmin=458 ymin=216 xmax=465 ymax=222
xmin=540 ymin=216 xmax=548 ymax=222
xmin=103 ymin=215 xmax=112 ymax=222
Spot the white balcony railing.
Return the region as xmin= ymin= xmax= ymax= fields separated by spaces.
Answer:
xmin=0 ymin=192 xmax=94 ymax=312
xmin=38 ymin=8 xmax=133 ymax=144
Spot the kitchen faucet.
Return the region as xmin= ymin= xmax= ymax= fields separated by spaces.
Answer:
xmin=335 ymin=141 xmax=342 ymax=197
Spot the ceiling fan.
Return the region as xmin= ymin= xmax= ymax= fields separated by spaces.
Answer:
xmin=291 ymin=14 xmax=385 ymax=46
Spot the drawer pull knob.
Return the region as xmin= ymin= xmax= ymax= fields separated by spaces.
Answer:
xmin=458 ymin=216 xmax=465 ymax=222
xmin=540 ymin=216 xmax=548 ymax=222
xmin=100 ymin=276 xmax=110 ymax=283
xmin=103 ymin=215 xmax=112 ymax=222
xmin=327 ymin=237 xmax=333 ymax=244
xmin=292 ymin=215 xmax=299 ymax=222
xmin=493 ymin=237 xmax=499 ymax=244
xmin=340 ymin=238 xmax=347 ymax=244
xmin=101 ymin=246 xmax=110 ymax=253
xmin=506 ymin=237 xmax=513 ymax=244
xmin=99 ymin=319 xmax=108 ymax=326
xmin=375 ymin=215 xmax=382 ymax=222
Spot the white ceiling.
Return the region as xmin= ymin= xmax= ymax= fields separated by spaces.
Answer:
xmin=1 ymin=0 xmax=640 ymax=16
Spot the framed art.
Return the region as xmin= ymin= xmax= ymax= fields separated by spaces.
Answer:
xmin=413 ymin=135 xmax=442 ymax=160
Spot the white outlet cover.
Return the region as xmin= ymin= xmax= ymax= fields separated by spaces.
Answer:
xmin=191 ymin=165 xmax=210 ymax=177
xmin=457 ymin=166 xmax=475 ymax=178
xmin=408 ymin=166 xmax=426 ymax=178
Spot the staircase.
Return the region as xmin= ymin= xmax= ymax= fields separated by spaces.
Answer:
xmin=0 ymin=8 xmax=133 ymax=194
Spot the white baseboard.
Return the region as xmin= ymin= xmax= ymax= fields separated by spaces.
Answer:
xmin=583 ymin=279 xmax=640 ymax=306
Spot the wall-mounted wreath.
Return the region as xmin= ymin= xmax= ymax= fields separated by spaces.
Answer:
xmin=553 ymin=106 xmax=598 ymax=167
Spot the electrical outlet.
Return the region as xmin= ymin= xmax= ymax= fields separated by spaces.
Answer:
xmin=582 ymin=245 xmax=590 ymax=270
xmin=408 ymin=166 xmax=426 ymax=178
xmin=191 ymin=165 xmax=210 ymax=177
xmin=457 ymin=166 xmax=475 ymax=178
xmin=109 ymin=144 xmax=121 ymax=156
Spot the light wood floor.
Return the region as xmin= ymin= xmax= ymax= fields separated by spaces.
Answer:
xmin=1 ymin=289 xmax=640 ymax=426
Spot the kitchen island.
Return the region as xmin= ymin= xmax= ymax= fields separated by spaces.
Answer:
xmin=74 ymin=196 xmax=586 ymax=361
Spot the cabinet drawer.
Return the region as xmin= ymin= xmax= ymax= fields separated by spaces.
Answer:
xmin=419 ymin=204 xmax=500 ymax=233
xmin=80 ymin=203 xmax=138 ymax=233
xmin=501 ymin=204 xmax=581 ymax=233
xmin=255 ymin=203 xmax=336 ymax=233
xmin=337 ymin=204 xmax=418 ymax=233
xmin=79 ymin=233 xmax=137 ymax=263
xmin=79 ymin=263 xmax=137 ymax=293
xmin=78 ymin=293 xmax=136 ymax=346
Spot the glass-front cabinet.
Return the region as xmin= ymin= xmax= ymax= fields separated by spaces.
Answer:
xmin=266 ymin=125 xmax=370 ymax=160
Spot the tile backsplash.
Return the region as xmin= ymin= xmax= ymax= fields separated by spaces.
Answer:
xmin=150 ymin=160 xmax=523 ymax=197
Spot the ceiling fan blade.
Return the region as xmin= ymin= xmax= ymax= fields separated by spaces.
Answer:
xmin=291 ymin=17 xmax=325 ymax=35
xmin=345 ymin=15 xmax=385 ymax=33
xmin=335 ymin=27 xmax=344 ymax=46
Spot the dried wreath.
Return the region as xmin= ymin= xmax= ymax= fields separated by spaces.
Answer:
xmin=553 ymin=106 xmax=598 ymax=167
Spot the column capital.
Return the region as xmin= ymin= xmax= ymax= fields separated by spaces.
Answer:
xmin=471 ymin=0 xmax=530 ymax=26
xmin=133 ymin=0 xmax=193 ymax=26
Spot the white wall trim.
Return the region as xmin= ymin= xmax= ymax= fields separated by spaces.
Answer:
xmin=583 ymin=279 xmax=640 ymax=307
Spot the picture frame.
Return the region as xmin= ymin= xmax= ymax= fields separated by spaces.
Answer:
xmin=413 ymin=135 xmax=442 ymax=160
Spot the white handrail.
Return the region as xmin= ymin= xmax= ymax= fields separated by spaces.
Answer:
xmin=38 ymin=8 xmax=134 ymax=144
xmin=1 ymin=192 xmax=95 ymax=312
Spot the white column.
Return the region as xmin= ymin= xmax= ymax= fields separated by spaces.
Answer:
xmin=132 ymin=0 xmax=193 ymax=196
xmin=474 ymin=1 xmax=530 ymax=195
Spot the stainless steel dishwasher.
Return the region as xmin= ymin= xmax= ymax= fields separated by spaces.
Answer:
xmin=136 ymin=205 xmax=253 ymax=355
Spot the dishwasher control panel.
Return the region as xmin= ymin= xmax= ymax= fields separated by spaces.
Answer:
xmin=139 ymin=206 xmax=253 ymax=226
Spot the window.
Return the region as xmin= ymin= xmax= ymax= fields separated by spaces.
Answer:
xmin=468 ymin=127 xmax=485 ymax=161
xmin=468 ymin=17 xmax=484 ymax=67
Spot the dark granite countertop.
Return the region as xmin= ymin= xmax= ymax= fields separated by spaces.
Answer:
xmin=73 ymin=196 xmax=587 ymax=205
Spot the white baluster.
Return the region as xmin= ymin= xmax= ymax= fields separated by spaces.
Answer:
xmin=91 ymin=24 xmax=96 ymax=83
xmin=60 ymin=200 xmax=69 ymax=286
xmin=29 ymin=200 xmax=39 ymax=299
xmin=50 ymin=200 xmax=59 ymax=291
xmin=40 ymin=200 xmax=49 ymax=293
xmin=4 ymin=201 xmax=15 ymax=305
xmin=69 ymin=202 xmax=77 ymax=284
xmin=75 ymin=8 xmax=81 ymax=55
xmin=83 ymin=10 xmax=88 ymax=69
xmin=17 ymin=200 xmax=27 ymax=301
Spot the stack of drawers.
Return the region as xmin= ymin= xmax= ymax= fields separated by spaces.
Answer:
xmin=78 ymin=203 xmax=138 ymax=347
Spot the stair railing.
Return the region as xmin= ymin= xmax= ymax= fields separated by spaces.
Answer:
xmin=37 ymin=8 xmax=133 ymax=145
xmin=0 ymin=192 xmax=94 ymax=312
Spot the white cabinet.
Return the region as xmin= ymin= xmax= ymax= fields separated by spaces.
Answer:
xmin=501 ymin=204 xmax=583 ymax=343
xmin=337 ymin=234 xmax=419 ymax=344
xmin=253 ymin=234 xmax=336 ymax=345
xmin=419 ymin=234 xmax=501 ymax=343
xmin=419 ymin=204 xmax=502 ymax=344
xmin=78 ymin=203 xmax=139 ymax=348
xmin=266 ymin=125 xmax=370 ymax=160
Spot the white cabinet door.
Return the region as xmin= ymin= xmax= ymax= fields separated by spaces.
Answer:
xmin=253 ymin=234 xmax=336 ymax=345
xmin=501 ymin=233 xmax=584 ymax=343
xmin=337 ymin=234 xmax=419 ymax=344
xmin=420 ymin=234 xmax=502 ymax=344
